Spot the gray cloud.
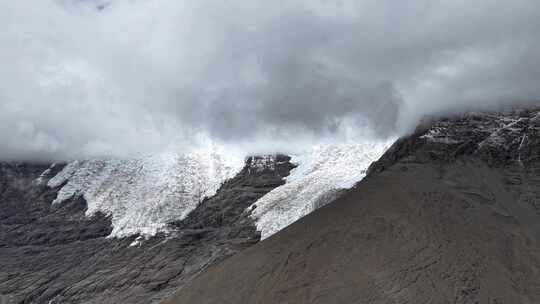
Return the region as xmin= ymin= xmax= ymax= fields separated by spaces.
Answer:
xmin=1 ymin=0 xmax=540 ymax=160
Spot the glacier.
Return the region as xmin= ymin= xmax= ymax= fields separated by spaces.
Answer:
xmin=44 ymin=142 xmax=392 ymax=240
xmin=249 ymin=142 xmax=393 ymax=240
xmin=47 ymin=148 xmax=244 ymax=238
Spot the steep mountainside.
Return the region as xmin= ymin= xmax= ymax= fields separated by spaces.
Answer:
xmin=163 ymin=107 xmax=540 ymax=304
xmin=0 ymin=140 xmax=391 ymax=304
xmin=0 ymin=155 xmax=294 ymax=304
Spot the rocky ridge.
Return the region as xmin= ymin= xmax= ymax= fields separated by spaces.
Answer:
xmin=371 ymin=107 xmax=540 ymax=171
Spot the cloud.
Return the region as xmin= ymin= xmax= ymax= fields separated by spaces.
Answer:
xmin=1 ymin=0 xmax=540 ymax=160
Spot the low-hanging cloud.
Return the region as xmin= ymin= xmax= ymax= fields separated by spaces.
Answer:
xmin=1 ymin=0 xmax=540 ymax=161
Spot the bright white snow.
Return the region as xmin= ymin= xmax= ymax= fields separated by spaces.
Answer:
xmin=249 ymin=142 xmax=394 ymax=240
xmin=47 ymin=147 xmax=244 ymax=238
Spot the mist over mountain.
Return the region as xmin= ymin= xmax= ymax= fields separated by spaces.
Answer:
xmin=2 ymin=0 xmax=540 ymax=161
xmin=3 ymin=2 xmax=540 ymax=304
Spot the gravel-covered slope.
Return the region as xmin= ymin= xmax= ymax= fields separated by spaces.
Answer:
xmin=0 ymin=156 xmax=294 ymax=304
xmin=163 ymin=107 xmax=540 ymax=304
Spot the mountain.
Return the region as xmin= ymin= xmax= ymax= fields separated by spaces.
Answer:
xmin=0 ymin=155 xmax=292 ymax=303
xmin=163 ymin=107 xmax=540 ymax=304
xmin=0 ymin=143 xmax=389 ymax=303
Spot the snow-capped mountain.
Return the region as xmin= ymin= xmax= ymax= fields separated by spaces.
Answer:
xmin=0 ymin=140 xmax=392 ymax=303
xmin=0 ymin=153 xmax=293 ymax=303
xmin=163 ymin=107 xmax=540 ymax=304
xmin=4 ymin=107 xmax=539 ymax=304
xmin=41 ymin=143 xmax=391 ymax=240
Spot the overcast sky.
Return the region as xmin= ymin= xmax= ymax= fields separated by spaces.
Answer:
xmin=1 ymin=0 xmax=540 ymax=160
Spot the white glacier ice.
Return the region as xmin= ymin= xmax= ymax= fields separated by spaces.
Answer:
xmin=249 ymin=141 xmax=394 ymax=240
xmin=44 ymin=141 xmax=393 ymax=241
xmin=47 ymin=147 xmax=244 ymax=238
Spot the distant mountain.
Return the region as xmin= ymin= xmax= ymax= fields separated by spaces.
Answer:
xmin=0 ymin=142 xmax=390 ymax=303
xmin=163 ymin=107 xmax=540 ymax=304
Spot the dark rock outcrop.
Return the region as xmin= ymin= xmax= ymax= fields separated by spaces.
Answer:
xmin=0 ymin=163 xmax=112 ymax=249
xmin=370 ymin=107 xmax=540 ymax=172
xmin=163 ymin=107 xmax=540 ymax=304
xmin=0 ymin=155 xmax=294 ymax=303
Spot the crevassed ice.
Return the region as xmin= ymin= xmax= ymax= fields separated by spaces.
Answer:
xmin=47 ymin=149 xmax=244 ymax=238
xmin=249 ymin=141 xmax=393 ymax=240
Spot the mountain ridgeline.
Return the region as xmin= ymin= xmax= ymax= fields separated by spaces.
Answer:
xmin=163 ymin=107 xmax=540 ymax=304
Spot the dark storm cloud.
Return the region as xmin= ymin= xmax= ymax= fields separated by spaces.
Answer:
xmin=1 ymin=0 xmax=540 ymax=160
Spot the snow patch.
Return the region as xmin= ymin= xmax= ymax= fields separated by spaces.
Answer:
xmin=246 ymin=155 xmax=277 ymax=173
xmin=249 ymin=141 xmax=394 ymax=240
xmin=421 ymin=127 xmax=462 ymax=144
xmin=35 ymin=163 xmax=58 ymax=185
xmin=48 ymin=148 xmax=244 ymax=238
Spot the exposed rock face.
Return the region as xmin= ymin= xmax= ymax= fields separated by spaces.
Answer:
xmin=0 ymin=155 xmax=294 ymax=303
xmin=163 ymin=107 xmax=540 ymax=304
xmin=370 ymin=107 xmax=540 ymax=172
